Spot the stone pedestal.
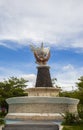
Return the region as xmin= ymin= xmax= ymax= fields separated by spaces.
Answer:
xmin=26 ymin=87 xmax=60 ymax=97
xmin=2 ymin=122 xmax=59 ymax=130
xmin=5 ymin=96 xmax=79 ymax=121
xmin=35 ymin=66 xmax=52 ymax=87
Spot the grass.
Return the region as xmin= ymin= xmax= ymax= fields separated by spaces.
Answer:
xmin=62 ymin=124 xmax=83 ymax=130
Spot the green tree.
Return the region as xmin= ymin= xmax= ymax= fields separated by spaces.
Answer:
xmin=76 ymin=76 xmax=83 ymax=118
xmin=76 ymin=76 xmax=83 ymax=91
xmin=60 ymin=76 xmax=83 ymax=100
xmin=60 ymin=76 xmax=83 ymax=119
xmin=0 ymin=77 xmax=28 ymax=111
xmin=71 ymin=76 xmax=83 ymax=104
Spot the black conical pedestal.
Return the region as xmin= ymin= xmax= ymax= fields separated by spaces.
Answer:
xmin=35 ymin=65 xmax=53 ymax=87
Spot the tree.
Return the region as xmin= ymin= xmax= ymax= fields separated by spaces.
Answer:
xmin=60 ymin=76 xmax=83 ymax=119
xmin=76 ymin=76 xmax=83 ymax=91
xmin=0 ymin=77 xmax=28 ymax=111
xmin=75 ymin=76 xmax=83 ymax=118
xmin=60 ymin=76 xmax=83 ymax=100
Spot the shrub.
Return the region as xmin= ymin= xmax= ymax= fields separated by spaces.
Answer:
xmin=78 ymin=111 xmax=83 ymax=119
xmin=0 ymin=118 xmax=5 ymax=125
xmin=62 ymin=112 xmax=80 ymax=125
xmin=0 ymin=111 xmax=7 ymax=118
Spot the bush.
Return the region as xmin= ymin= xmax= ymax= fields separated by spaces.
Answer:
xmin=78 ymin=111 xmax=83 ymax=119
xmin=78 ymin=104 xmax=83 ymax=119
xmin=0 ymin=111 xmax=7 ymax=118
xmin=0 ymin=118 xmax=5 ymax=125
xmin=62 ymin=112 xmax=80 ymax=125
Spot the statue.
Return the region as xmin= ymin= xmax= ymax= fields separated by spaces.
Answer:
xmin=30 ymin=43 xmax=50 ymax=65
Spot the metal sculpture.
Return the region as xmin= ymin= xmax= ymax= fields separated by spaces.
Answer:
xmin=30 ymin=43 xmax=50 ymax=65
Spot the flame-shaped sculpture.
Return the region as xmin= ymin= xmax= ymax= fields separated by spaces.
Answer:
xmin=30 ymin=43 xmax=50 ymax=65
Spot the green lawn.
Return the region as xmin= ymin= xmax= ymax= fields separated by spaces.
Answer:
xmin=62 ymin=124 xmax=83 ymax=130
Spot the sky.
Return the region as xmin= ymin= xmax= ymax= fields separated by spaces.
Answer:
xmin=0 ymin=0 xmax=83 ymax=90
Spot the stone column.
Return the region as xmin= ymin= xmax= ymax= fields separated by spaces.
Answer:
xmin=35 ymin=66 xmax=53 ymax=87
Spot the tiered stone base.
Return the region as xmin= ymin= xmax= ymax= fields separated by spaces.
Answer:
xmin=26 ymin=87 xmax=60 ymax=97
xmin=6 ymin=113 xmax=62 ymax=121
xmin=2 ymin=122 xmax=59 ymax=130
xmin=5 ymin=96 xmax=79 ymax=121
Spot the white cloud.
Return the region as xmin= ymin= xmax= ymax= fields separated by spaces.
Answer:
xmin=0 ymin=66 xmax=24 ymax=79
xmin=51 ymin=63 xmax=83 ymax=91
xmin=0 ymin=66 xmax=36 ymax=87
xmin=62 ymin=64 xmax=74 ymax=71
xmin=21 ymin=74 xmax=36 ymax=88
xmin=0 ymin=0 xmax=83 ymax=50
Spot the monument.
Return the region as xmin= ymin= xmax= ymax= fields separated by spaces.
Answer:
xmin=3 ymin=43 xmax=79 ymax=130
xmin=30 ymin=43 xmax=52 ymax=87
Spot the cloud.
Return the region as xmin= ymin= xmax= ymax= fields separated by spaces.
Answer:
xmin=0 ymin=0 xmax=83 ymax=51
xmin=0 ymin=66 xmax=24 ymax=79
xmin=0 ymin=66 xmax=36 ymax=87
xmin=51 ymin=63 xmax=83 ymax=91
xmin=20 ymin=74 xmax=36 ymax=87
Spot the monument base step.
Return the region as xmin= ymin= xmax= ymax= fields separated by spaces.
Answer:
xmin=2 ymin=123 xmax=59 ymax=130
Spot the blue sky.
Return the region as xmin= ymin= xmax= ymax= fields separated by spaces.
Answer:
xmin=0 ymin=0 xmax=83 ymax=90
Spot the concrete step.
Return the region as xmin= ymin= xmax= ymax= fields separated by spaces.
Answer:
xmin=2 ymin=123 xmax=59 ymax=130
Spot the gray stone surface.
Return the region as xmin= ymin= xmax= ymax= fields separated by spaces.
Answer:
xmin=2 ymin=123 xmax=59 ymax=130
xmin=6 ymin=97 xmax=79 ymax=104
xmin=27 ymin=87 xmax=60 ymax=97
xmin=5 ymin=96 xmax=79 ymax=120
